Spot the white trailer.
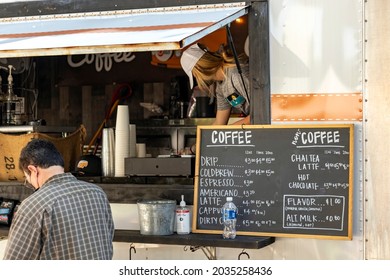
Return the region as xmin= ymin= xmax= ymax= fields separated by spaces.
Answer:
xmin=111 ymin=0 xmax=373 ymax=260
xmin=112 ymin=0 xmax=387 ymax=260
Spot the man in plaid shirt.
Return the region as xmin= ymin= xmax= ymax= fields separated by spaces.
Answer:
xmin=3 ymin=139 xmax=114 ymax=260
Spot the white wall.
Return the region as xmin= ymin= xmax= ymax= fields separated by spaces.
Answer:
xmin=269 ymin=0 xmax=362 ymax=94
xmin=364 ymin=0 xmax=390 ymax=259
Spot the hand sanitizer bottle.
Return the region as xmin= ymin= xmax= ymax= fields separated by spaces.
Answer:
xmin=176 ymin=195 xmax=190 ymax=234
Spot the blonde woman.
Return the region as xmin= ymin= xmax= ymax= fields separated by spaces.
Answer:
xmin=180 ymin=43 xmax=250 ymax=125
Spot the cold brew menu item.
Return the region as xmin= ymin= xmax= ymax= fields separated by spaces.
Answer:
xmin=193 ymin=125 xmax=353 ymax=239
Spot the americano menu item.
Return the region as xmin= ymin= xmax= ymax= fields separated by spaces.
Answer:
xmin=192 ymin=124 xmax=353 ymax=240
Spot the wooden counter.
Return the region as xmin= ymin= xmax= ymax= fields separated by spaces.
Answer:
xmin=1 ymin=226 xmax=274 ymax=250
xmin=114 ymin=229 xmax=275 ymax=249
xmin=0 ymin=226 xmax=275 ymax=260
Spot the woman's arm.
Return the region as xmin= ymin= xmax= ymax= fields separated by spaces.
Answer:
xmin=213 ymin=109 xmax=251 ymax=125
xmin=230 ymin=115 xmax=250 ymax=125
xmin=213 ymin=108 xmax=231 ymax=125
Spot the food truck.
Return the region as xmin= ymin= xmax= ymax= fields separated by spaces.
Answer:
xmin=0 ymin=0 xmax=389 ymax=260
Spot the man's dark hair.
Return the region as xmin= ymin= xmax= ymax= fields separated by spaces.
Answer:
xmin=19 ymin=139 xmax=65 ymax=174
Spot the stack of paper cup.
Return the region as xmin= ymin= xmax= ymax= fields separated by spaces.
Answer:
xmin=101 ymin=127 xmax=115 ymax=177
xmin=114 ymin=105 xmax=130 ymax=177
xmin=129 ymin=124 xmax=137 ymax=158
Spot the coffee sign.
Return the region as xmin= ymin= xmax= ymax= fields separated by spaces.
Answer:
xmin=193 ymin=124 xmax=353 ymax=240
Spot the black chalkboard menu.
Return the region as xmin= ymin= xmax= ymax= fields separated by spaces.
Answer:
xmin=192 ymin=124 xmax=353 ymax=240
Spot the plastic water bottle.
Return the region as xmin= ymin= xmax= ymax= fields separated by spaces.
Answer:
xmin=222 ymin=197 xmax=237 ymax=239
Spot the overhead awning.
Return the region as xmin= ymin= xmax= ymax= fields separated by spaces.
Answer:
xmin=0 ymin=3 xmax=248 ymax=58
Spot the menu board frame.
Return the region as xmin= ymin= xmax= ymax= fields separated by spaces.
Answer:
xmin=192 ymin=124 xmax=354 ymax=240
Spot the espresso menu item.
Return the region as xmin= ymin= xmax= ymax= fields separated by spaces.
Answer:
xmin=193 ymin=125 xmax=353 ymax=240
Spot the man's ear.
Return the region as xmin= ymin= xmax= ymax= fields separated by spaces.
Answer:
xmin=27 ymin=165 xmax=37 ymax=174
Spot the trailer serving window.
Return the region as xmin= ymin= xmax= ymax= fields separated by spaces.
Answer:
xmin=0 ymin=1 xmax=270 ymax=124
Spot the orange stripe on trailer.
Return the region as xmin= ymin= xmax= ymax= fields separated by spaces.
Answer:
xmin=271 ymin=93 xmax=363 ymax=122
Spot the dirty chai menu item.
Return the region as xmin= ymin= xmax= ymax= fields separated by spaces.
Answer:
xmin=193 ymin=125 xmax=353 ymax=239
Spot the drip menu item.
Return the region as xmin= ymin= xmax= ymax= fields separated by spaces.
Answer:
xmin=193 ymin=124 xmax=353 ymax=240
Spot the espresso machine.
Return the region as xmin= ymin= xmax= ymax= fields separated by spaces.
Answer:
xmin=0 ymin=65 xmax=24 ymax=125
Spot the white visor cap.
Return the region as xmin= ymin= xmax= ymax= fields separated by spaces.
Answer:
xmin=180 ymin=44 xmax=206 ymax=89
